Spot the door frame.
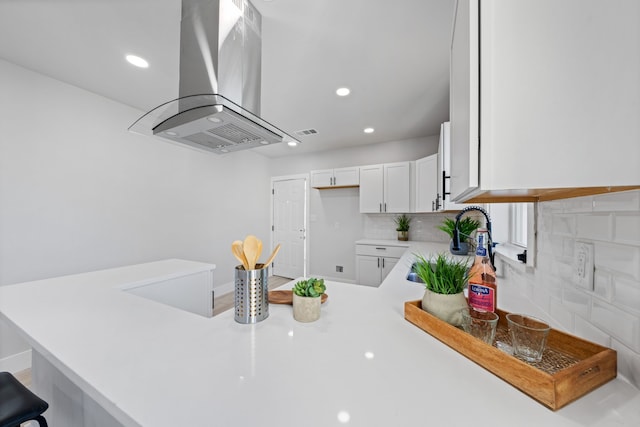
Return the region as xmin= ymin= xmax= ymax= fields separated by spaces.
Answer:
xmin=270 ymin=173 xmax=309 ymax=278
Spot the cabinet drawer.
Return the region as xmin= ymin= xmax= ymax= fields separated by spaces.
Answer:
xmin=355 ymin=244 xmax=407 ymax=258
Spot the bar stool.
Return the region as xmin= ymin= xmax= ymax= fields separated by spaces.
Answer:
xmin=0 ymin=372 xmax=49 ymax=427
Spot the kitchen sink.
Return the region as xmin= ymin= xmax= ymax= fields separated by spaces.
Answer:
xmin=406 ymin=261 xmax=471 ymax=283
xmin=406 ymin=263 xmax=424 ymax=283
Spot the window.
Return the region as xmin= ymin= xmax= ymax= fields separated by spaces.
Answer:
xmin=487 ymin=202 xmax=534 ymax=266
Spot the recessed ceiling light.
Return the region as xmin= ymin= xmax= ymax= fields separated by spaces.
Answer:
xmin=164 ymin=131 xmax=178 ymax=136
xmin=288 ymin=140 xmax=298 ymax=147
xmin=336 ymin=87 xmax=350 ymax=97
xmin=259 ymin=140 xmax=269 ymax=145
xmin=207 ymin=116 xmax=222 ymax=123
xmin=364 ymin=127 xmax=375 ymax=134
xmin=125 ymin=54 xmax=149 ymax=68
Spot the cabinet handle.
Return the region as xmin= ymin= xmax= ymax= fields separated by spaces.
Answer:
xmin=377 ymin=258 xmax=380 ymax=268
xmin=379 ymin=203 xmax=382 ymax=213
xmin=432 ymin=200 xmax=435 ymax=211
xmin=384 ymin=203 xmax=387 ymax=212
xmin=442 ymin=170 xmax=451 ymax=202
xmin=332 ymin=176 xmax=335 ymax=185
xmin=375 ymin=247 xmax=387 ymax=250
xmin=382 ymin=258 xmax=385 ymax=268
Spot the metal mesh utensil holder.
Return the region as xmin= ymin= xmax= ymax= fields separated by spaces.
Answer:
xmin=234 ymin=264 xmax=269 ymax=323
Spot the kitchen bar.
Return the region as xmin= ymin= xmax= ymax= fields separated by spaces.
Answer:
xmin=1 ymin=245 xmax=639 ymax=426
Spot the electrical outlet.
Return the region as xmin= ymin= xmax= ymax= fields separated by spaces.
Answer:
xmin=573 ymin=241 xmax=594 ymax=290
xmin=336 ymin=266 xmax=343 ymax=273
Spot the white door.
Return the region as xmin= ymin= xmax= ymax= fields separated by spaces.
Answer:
xmin=272 ymin=177 xmax=307 ymax=279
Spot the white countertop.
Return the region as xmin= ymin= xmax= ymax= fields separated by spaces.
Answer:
xmin=1 ymin=251 xmax=639 ymax=426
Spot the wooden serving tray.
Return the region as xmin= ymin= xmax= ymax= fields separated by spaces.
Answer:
xmin=404 ymin=300 xmax=617 ymax=410
xmin=268 ymin=290 xmax=328 ymax=305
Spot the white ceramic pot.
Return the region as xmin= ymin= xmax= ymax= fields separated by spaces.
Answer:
xmin=293 ymin=293 xmax=321 ymax=322
xmin=421 ymin=289 xmax=467 ymax=326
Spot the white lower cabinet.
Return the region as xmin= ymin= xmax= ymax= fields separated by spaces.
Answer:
xmin=356 ymin=244 xmax=406 ymax=287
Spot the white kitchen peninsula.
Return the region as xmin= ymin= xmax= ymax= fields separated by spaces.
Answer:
xmin=1 ymin=252 xmax=639 ymax=426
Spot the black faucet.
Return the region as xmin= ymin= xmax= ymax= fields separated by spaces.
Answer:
xmin=452 ymin=205 xmax=495 ymax=269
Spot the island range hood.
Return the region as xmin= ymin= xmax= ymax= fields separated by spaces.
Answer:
xmin=129 ymin=0 xmax=295 ymax=154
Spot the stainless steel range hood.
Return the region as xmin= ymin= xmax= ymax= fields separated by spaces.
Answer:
xmin=129 ymin=0 xmax=295 ymax=154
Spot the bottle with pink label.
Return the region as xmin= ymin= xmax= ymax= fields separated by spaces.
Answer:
xmin=467 ymin=229 xmax=497 ymax=312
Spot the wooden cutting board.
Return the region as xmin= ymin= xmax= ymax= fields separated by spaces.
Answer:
xmin=268 ymin=290 xmax=328 ymax=305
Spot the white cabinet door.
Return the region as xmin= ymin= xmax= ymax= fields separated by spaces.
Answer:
xmin=384 ymin=162 xmax=411 ymax=213
xmin=359 ymin=164 xmax=384 ymax=213
xmin=437 ymin=122 xmax=468 ymax=211
xmin=415 ymin=154 xmax=438 ymax=213
xmin=381 ymin=257 xmax=398 ymax=282
xmin=450 ymin=0 xmax=640 ymax=202
xmin=356 ymin=255 xmax=382 ymax=287
xmin=450 ymin=0 xmax=479 ymax=202
xmin=333 ymin=167 xmax=359 ymax=187
xmin=310 ymin=169 xmax=333 ymax=188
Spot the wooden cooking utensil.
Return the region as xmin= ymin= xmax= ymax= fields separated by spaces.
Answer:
xmin=262 ymin=243 xmax=281 ymax=269
xmin=243 ymin=235 xmax=261 ymax=270
xmin=231 ymin=240 xmax=249 ymax=270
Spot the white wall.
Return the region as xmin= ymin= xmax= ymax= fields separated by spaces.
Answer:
xmin=270 ymin=136 xmax=439 ymax=281
xmin=0 ymin=59 xmax=271 ymax=365
xmin=496 ymin=190 xmax=640 ymax=389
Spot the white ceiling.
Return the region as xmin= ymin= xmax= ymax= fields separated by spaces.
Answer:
xmin=0 ymin=0 xmax=454 ymax=158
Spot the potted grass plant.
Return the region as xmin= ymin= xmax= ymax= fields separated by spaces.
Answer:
xmin=413 ymin=253 xmax=470 ymax=326
xmin=394 ymin=214 xmax=411 ymax=241
xmin=292 ymin=278 xmax=326 ymax=322
xmin=437 ymin=217 xmax=480 ymax=255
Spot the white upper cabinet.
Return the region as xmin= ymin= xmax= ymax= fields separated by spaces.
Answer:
xmin=450 ymin=0 xmax=640 ymax=203
xmin=360 ymin=162 xmax=412 ymax=213
xmin=311 ymin=167 xmax=359 ymax=189
xmin=414 ymin=154 xmax=438 ymax=213
xmin=437 ymin=122 xmax=468 ymax=211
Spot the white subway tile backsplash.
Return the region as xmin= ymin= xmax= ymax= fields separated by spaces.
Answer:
xmin=552 ymin=214 xmax=575 ymax=236
xmin=592 ymin=190 xmax=640 ymax=212
xmin=613 ymin=275 xmax=640 ymax=316
xmin=594 ymin=242 xmax=640 ymax=281
xmin=614 ymin=214 xmax=640 ymax=246
xmin=562 ymin=195 xmax=594 ymax=213
xmin=549 ymin=297 xmax=574 ymax=331
xmin=576 ymin=214 xmax=613 ymax=241
xmin=499 ymin=190 xmax=640 ymax=390
xmin=593 ymin=270 xmax=613 ymax=301
xmin=612 ymin=338 xmax=640 ymax=389
xmin=574 ymin=315 xmax=611 ymax=348
xmin=591 ymin=299 xmax=640 ymax=352
xmin=562 ymin=287 xmax=591 ymax=318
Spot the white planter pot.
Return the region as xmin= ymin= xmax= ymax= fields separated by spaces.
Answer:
xmin=421 ymin=289 xmax=467 ymax=327
xmin=293 ymin=293 xmax=321 ymax=322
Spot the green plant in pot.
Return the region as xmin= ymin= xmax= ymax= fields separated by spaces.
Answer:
xmin=292 ymin=278 xmax=326 ymax=322
xmin=437 ymin=217 xmax=480 ymax=255
xmin=394 ymin=214 xmax=411 ymax=241
xmin=413 ymin=253 xmax=470 ymax=326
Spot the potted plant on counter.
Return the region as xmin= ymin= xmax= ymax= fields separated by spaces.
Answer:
xmin=394 ymin=214 xmax=411 ymax=241
xmin=413 ymin=253 xmax=470 ymax=326
xmin=437 ymin=217 xmax=480 ymax=255
xmin=292 ymin=278 xmax=326 ymax=322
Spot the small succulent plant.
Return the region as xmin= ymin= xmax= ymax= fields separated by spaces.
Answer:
xmin=394 ymin=214 xmax=412 ymax=232
xmin=293 ymin=278 xmax=326 ymax=298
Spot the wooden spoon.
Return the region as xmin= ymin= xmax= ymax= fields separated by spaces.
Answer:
xmin=231 ymin=240 xmax=249 ymax=270
xmin=262 ymin=243 xmax=281 ymax=269
xmin=243 ymin=235 xmax=261 ymax=270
